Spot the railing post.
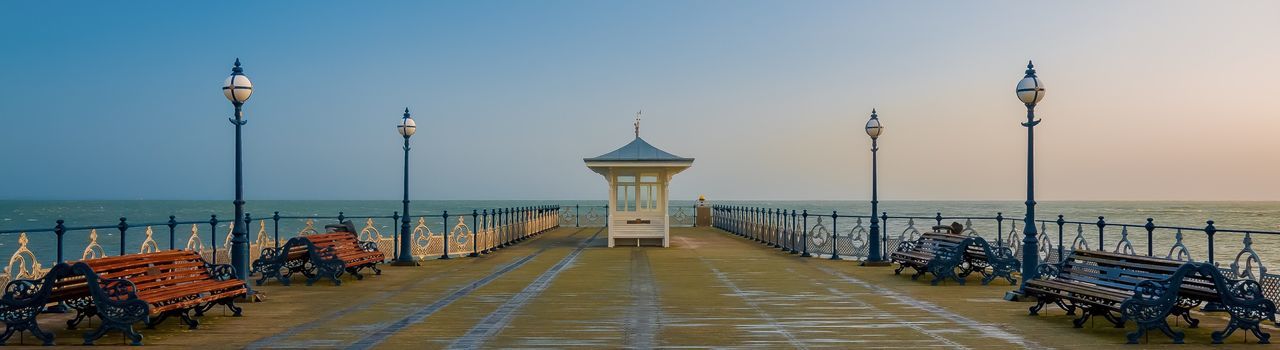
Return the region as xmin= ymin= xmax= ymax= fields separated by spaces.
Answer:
xmin=780 ymin=208 xmax=786 ymax=248
xmin=480 ymin=209 xmax=490 ymax=254
xmin=1144 ymin=218 xmax=1155 ymax=257
xmin=523 ymin=207 xmax=530 ymax=240
xmin=49 ymin=219 xmax=69 ymax=313
xmin=786 ymin=210 xmax=797 ymax=253
xmin=167 ymin=215 xmax=177 ymax=250
xmin=391 ymin=211 xmax=400 ymax=260
xmin=776 ymin=208 xmax=783 ymax=248
xmin=1205 ymin=220 xmax=1216 ymax=264
xmin=470 ymin=210 xmax=480 ymax=257
xmin=758 ymin=207 xmax=764 ymax=242
xmin=767 ymin=208 xmax=776 ymax=247
xmin=243 ymin=213 xmax=252 ymax=260
xmin=117 ymin=217 xmax=128 ymax=256
xmin=996 ymin=212 xmax=1004 ymax=248
xmin=830 ymin=211 xmax=840 ymax=260
xmin=733 ymin=206 xmax=738 ymax=234
xmin=441 ymin=210 xmax=451 ymax=259
xmin=273 ymin=211 xmax=281 ymax=249
xmin=802 ymin=210 xmax=811 ymax=257
xmin=935 ymin=212 xmax=943 ymax=226
xmin=756 ymin=207 xmax=761 ymax=239
xmin=1056 ymin=215 xmax=1065 ymax=262
xmin=491 ymin=209 xmax=500 ymax=250
xmin=739 ymin=206 xmax=745 ymax=236
xmin=55 ymin=219 xmax=66 ymax=263
xmin=503 ymin=208 xmax=511 ymax=246
xmin=1096 ymin=216 xmax=1106 ymax=249
xmin=766 ymin=208 xmax=773 ymax=246
xmin=337 ymin=211 xmax=345 ymax=224
xmin=210 ymin=215 xmax=218 ymax=264
xmin=575 ymin=204 xmax=580 ymax=228
xmin=880 ymin=212 xmax=890 ymax=261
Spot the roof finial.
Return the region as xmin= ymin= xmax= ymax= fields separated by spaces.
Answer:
xmin=634 ymin=110 xmax=642 ymax=138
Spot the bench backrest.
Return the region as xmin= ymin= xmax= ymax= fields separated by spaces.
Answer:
xmin=1058 ymin=250 xmax=1218 ymax=301
xmin=49 ymin=250 xmax=214 ymax=303
xmin=913 ymin=232 xmax=967 ymax=252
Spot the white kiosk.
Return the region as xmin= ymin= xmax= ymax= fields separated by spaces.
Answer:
xmin=584 ymin=115 xmax=693 ymax=247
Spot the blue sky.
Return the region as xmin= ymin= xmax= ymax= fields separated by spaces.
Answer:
xmin=2 ymin=1 xmax=1278 ymax=201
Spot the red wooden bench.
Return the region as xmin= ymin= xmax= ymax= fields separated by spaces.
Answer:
xmin=45 ymin=250 xmax=246 ymax=345
xmin=253 ymin=231 xmax=384 ymax=286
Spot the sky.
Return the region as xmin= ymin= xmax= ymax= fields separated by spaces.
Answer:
xmin=1 ymin=0 xmax=1278 ymax=201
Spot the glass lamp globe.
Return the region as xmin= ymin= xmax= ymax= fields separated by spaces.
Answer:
xmin=1016 ymin=61 xmax=1044 ymax=105
xmin=222 ymin=59 xmax=253 ymax=104
xmin=398 ymin=109 xmax=417 ymax=137
xmin=865 ymin=110 xmax=883 ymax=139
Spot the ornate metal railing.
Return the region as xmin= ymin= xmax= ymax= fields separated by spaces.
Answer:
xmin=711 ymin=205 xmax=1280 ymax=311
xmin=0 ymin=205 xmax=562 ymax=287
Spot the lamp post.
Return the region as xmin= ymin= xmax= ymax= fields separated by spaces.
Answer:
xmin=222 ymin=59 xmax=253 ymax=281
xmin=394 ymin=108 xmax=419 ymax=266
xmin=1008 ymin=60 xmax=1045 ymax=300
xmin=863 ymin=109 xmax=888 ymax=266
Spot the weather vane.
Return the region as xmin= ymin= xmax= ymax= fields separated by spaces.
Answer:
xmin=634 ymin=110 xmax=642 ymax=138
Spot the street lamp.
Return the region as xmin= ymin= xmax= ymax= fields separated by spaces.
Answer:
xmin=394 ymin=108 xmax=419 ymax=266
xmin=1008 ymin=60 xmax=1044 ymax=300
xmin=222 ymin=58 xmax=253 ymax=282
xmin=863 ymin=109 xmax=888 ymax=266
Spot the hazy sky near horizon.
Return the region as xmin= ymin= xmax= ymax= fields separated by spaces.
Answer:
xmin=2 ymin=1 xmax=1278 ymax=201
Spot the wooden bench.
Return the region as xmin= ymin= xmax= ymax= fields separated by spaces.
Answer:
xmin=253 ymin=231 xmax=384 ymax=286
xmin=890 ymin=232 xmax=1015 ymax=285
xmin=1027 ymin=250 xmax=1275 ymax=344
xmin=0 ymin=250 xmax=247 ymax=345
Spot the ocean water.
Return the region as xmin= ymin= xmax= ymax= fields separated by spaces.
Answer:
xmin=0 ymin=200 xmax=1276 ymax=273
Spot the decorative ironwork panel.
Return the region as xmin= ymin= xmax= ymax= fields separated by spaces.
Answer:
xmin=808 ymin=217 xmax=834 ymax=257
xmin=138 ymin=226 xmax=159 ymax=254
xmin=251 ymin=220 xmax=274 ymax=262
xmin=359 ymin=218 xmax=394 ymax=258
xmin=448 ymin=216 xmax=474 ymax=256
xmin=1112 ymin=227 xmax=1136 ymax=255
xmin=559 ymin=207 xmax=576 ymax=226
xmin=1 ymin=233 xmax=47 ymax=288
xmin=670 ymin=207 xmax=693 ymax=227
xmin=840 ymin=217 xmax=870 ymax=260
xmin=1227 ymin=233 xmax=1267 ymax=281
xmin=1167 ymin=229 xmax=1194 ymax=262
xmin=83 ymin=229 xmax=106 ymax=260
xmin=412 ymin=217 xmax=442 ymax=259
xmin=298 ymin=219 xmax=317 ymax=236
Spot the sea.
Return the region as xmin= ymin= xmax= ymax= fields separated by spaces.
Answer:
xmin=0 ymin=200 xmax=1277 ymax=272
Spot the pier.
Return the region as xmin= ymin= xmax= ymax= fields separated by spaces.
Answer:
xmin=4 ymin=2 xmax=1279 ymax=348
xmin=0 ymin=226 xmax=1269 ymax=348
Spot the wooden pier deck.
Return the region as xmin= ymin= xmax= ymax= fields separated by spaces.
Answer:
xmin=17 ymin=226 xmax=1274 ymax=349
